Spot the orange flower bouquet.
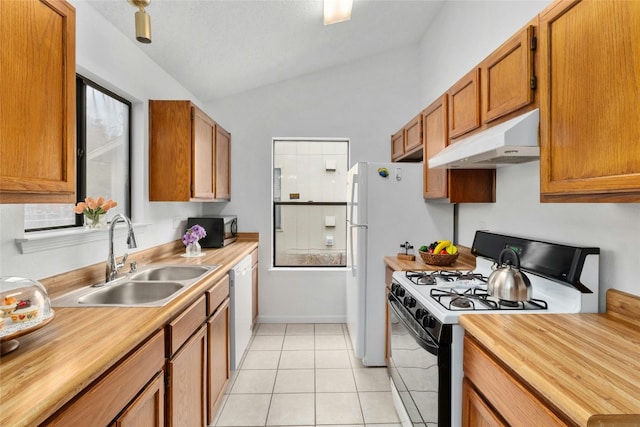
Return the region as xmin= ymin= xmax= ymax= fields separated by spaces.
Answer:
xmin=72 ymin=197 xmax=117 ymax=228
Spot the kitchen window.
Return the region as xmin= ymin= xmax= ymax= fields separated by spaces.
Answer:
xmin=272 ymin=139 xmax=348 ymax=267
xmin=24 ymin=76 xmax=131 ymax=231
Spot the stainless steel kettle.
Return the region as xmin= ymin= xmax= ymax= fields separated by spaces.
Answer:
xmin=487 ymin=248 xmax=532 ymax=301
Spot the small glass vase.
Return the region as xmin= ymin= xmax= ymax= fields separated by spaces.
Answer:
xmin=185 ymin=241 xmax=202 ymax=257
xmin=84 ymin=213 xmax=107 ymax=229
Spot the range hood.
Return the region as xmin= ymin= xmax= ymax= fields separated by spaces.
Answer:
xmin=428 ymin=108 xmax=540 ymax=169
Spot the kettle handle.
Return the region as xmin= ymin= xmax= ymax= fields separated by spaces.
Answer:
xmin=498 ymin=248 xmax=521 ymax=268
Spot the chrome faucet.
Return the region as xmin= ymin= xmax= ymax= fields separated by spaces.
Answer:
xmin=106 ymin=214 xmax=138 ymax=283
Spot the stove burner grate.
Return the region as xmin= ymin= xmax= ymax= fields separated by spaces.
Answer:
xmin=430 ymin=287 xmax=549 ymax=311
xmin=404 ymin=270 xmax=487 ymax=286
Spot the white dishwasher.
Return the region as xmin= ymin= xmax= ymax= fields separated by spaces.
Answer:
xmin=229 ymin=254 xmax=252 ymax=370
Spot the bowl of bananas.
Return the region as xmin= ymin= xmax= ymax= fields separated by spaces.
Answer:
xmin=419 ymin=240 xmax=459 ymax=266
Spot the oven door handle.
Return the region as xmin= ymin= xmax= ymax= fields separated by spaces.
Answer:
xmin=388 ymin=296 xmax=439 ymax=356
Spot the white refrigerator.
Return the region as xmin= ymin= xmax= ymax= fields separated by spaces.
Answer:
xmin=346 ymin=162 xmax=453 ymax=366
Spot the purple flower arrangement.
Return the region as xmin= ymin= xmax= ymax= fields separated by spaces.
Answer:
xmin=182 ymin=224 xmax=207 ymax=246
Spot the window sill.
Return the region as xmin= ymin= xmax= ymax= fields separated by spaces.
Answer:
xmin=16 ymin=223 xmax=149 ymax=254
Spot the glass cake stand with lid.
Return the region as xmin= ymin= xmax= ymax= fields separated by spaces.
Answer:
xmin=0 ymin=277 xmax=55 ymax=355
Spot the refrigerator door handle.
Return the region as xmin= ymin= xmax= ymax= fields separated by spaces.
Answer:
xmin=349 ymin=173 xmax=358 ymax=224
xmin=348 ymin=224 xmax=367 ymax=275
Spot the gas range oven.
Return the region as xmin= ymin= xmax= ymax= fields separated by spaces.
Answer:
xmin=387 ymin=231 xmax=600 ymax=427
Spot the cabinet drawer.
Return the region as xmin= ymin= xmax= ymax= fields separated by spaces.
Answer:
xmin=463 ymin=335 xmax=568 ymax=427
xmin=167 ymin=295 xmax=206 ymax=355
xmin=46 ymin=330 xmax=165 ymax=426
xmin=206 ymin=275 xmax=230 ymax=317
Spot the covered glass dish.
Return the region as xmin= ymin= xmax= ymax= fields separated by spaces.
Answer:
xmin=0 ymin=276 xmax=55 ymax=355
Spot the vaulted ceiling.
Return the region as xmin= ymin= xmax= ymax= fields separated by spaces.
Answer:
xmin=87 ymin=0 xmax=445 ymax=101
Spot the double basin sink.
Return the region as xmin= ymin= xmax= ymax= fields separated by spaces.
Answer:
xmin=52 ymin=264 xmax=220 ymax=307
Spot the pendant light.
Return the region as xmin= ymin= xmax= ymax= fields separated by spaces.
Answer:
xmin=128 ymin=0 xmax=152 ymax=44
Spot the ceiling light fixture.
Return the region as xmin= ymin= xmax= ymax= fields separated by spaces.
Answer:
xmin=128 ymin=0 xmax=152 ymax=44
xmin=324 ymin=0 xmax=353 ymax=25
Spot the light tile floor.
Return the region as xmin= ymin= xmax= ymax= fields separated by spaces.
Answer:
xmin=212 ymin=323 xmax=402 ymax=427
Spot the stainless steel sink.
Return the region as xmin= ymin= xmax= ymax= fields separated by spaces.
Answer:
xmin=52 ymin=264 xmax=220 ymax=307
xmin=77 ymin=281 xmax=184 ymax=305
xmin=130 ymin=265 xmax=210 ymax=281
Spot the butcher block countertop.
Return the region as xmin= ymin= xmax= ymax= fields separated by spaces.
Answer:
xmin=459 ymin=289 xmax=640 ymax=426
xmin=384 ymin=245 xmax=476 ymax=271
xmin=0 ymin=236 xmax=258 ymax=427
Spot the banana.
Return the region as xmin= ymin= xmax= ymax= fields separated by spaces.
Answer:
xmin=446 ymin=244 xmax=458 ymax=255
xmin=433 ymin=240 xmax=451 ymax=254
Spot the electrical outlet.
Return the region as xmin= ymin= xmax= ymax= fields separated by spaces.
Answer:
xmin=172 ymin=217 xmax=181 ymax=229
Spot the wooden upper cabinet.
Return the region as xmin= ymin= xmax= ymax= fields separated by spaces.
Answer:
xmin=423 ymin=95 xmax=449 ymax=199
xmin=149 ymin=100 xmax=231 ymax=201
xmin=215 ymin=125 xmax=231 ymax=200
xmin=448 ymin=68 xmax=481 ymax=140
xmin=482 ymin=25 xmax=535 ymax=124
xmin=404 ymin=114 xmax=422 ymax=153
xmin=391 ymin=129 xmax=405 ymax=160
xmin=192 ymin=108 xmax=216 ymax=199
xmin=390 ymin=114 xmax=423 ymax=162
xmin=539 ymin=0 xmax=640 ymax=202
xmin=423 ymin=95 xmax=496 ymax=203
xmin=0 ymin=0 xmax=76 ymax=203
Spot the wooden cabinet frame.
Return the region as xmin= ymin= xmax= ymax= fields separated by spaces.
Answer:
xmin=149 ymin=100 xmax=231 ymax=201
xmin=482 ymin=25 xmax=535 ymax=124
xmin=448 ymin=68 xmax=481 ymax=140
xmin=1 ymin=0 xmax=76 ymax=203
xmin=539 ymin=0 xmax=640 ymax=202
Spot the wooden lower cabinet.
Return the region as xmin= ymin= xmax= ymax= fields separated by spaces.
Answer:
xmin=167 ymin=324 xmax=207 ymax=427
xmin=207 ymin=298 xmax=230 ymax=424
xmin=113 ymin=371 xmax=165 ymax=427
xmin=463 ymin=335 xmax=568 ymax=427
xmin=44 ymin=330 xmax=165 ymax=427
xmin=461 ymin=378 xmax=507 ymax=427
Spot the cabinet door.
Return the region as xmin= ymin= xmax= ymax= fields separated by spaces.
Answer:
xmin=391 ymin=129 xmax=405 ymax=161
xmin=539 ymin=0 xmax=640 ymax=202
xmin=423 ymin=95 xmax=449 ymax=199
xmin=0 ymin=0 xmax=76 ymax=203
xmin=192 ymin=107 xmax=215 ymax=200
xmin=207 ymin=299 xmax=230 ymax=425
xmin=114 ymin=371 xmax=165 ymax=427
xmin=168 ymin=324 xmax=207 ymax=427
xmin=404 ymin=114 xmax=423 ymax=153
xmin=482 ymin=25 xmax=535 ymax=124
xmin=462 ymin=378 xmax=507 ymax=427
xmin=45 ymin=331 xmax=165 ymax=426
xmin=149 ymin=100 xmax=193 ymax=201
xmin=215 ymin=125 xmax=231 ymax=200
xmin=448 ymin=68 xmax=481 ymax=139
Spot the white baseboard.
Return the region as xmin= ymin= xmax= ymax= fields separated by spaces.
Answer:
xmin=257 ymin=314 xmax=347 ymax=324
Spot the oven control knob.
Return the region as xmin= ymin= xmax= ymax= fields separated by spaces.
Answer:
xmin=403 ymin=296 xmax=416 ymax=308
xmin=422 ymin=314 xmax=435 ymax=328
xmin=394 ymin=286 xmax=405 ymax=298
xmin=415 ymin=308 xmax=426 ymax=320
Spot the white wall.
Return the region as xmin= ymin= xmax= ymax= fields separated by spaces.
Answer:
xmin=205 ymin=45 xmax=424 ymax=322
xmin=419 ymin=0 xmax=640 ymax=310
xmin=0 ymin=1 xmax=210 ymax=279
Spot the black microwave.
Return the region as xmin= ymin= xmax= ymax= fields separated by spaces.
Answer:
xmin=187 ymin=215 xmax=237 ymax=248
